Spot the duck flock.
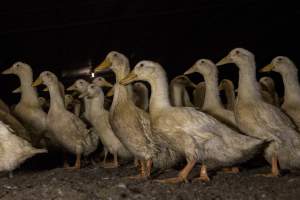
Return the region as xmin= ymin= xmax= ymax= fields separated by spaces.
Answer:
xmin=1 ymin=47 xmax=300 ymax=183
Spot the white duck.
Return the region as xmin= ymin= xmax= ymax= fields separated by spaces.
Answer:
xmin=0 ymin=120 xmax=47 ymax=178
xmin=94 ymin=51 xmax=181 ymax=178
xmin=185 ymin=59 xmax=238 ymax=129
xmin=32 ymin=71 xmax=99 ymax=169
xmin=81 ymin=83 xmax=133 ymax=167
xmin=260 ymin=56 xmax=300 ymax=128
xmin=217 ymin=48 xmax=300 ymax=176
xmin=192 ymin=81 xmax=206 ymax=109
xmin=120 ymin=60 xmax=263 ymax=183
xmin=2 ymin=62 xmax=48 ymax=146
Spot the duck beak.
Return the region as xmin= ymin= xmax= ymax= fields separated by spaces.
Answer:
xmin=100 ymin=79 xmax=113 ymax=88
xmin=119 ymin=72 xmax=138 ymax=85
xmin=32 ymin=76 xmax=43 ymax=87
xmin=106 ymin=87 xmax=114 ymax=97
xmin=184 ymin=66 xmax=195 ymax=75
xmin=66 ymin=84 xmax=76 ymax=91
xmin=216 ymin=56 xmax=232 ymax=66
xmin=42 ymin=87 xmax=49 ymax=92
xmin=259 ymin=63 xmax=274 ymax=73
xmin=2 ymin=67 xmax=13 ymax=75
xmin=12 ymin=87 xmax=21 ymax=93
xmin=94 ymin=59 xmax=112 ymax=73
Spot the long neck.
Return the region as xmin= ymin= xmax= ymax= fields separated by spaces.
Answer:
xmin=202 ymin=72 xmax=224 ymax=110
xmin=89 ymin=95 xmax=105 ymax=117
xmin=282 ymin=70 xmax=300 ymax=103
xmin=113 ymin=64 xmax=133 ymax=99
xmin=237 ymin=61 xmax=262 ymax=101
xmin=170 ymin=83 xmax=185 ymax=106
xmin=224 ymin=82 xmax=235 ymax=110
xmin=149 ymin=73 xmax=171 ymax=115
xmin=48 ymin=82 xmax=65 ymax=110
xmin=19 ymin=72 xmax=40 ymax=106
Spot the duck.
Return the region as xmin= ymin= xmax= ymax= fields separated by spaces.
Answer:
xmin=80 ymin=83 xmax=133 ymax=167
xmin=94 ymin=51 xmax=181 ymax=178
xmin=193 ymin=82 xmax=206 ymax=109
xmin=92 ymin=77 xmax=114 ymax=109
xmin=32 ymin=71 xmax=99 ymax=169
xmin=260 ymin=56 xmax=300 ymax=129
xmin=170 ymin=75 xmax=195 ymax=107
xmin=64 ymin=94 xmax=81 ymax=117
xmin=67 ymin=79 xmax=91 ymax=121
xmin=217 ymin=48 xmax=300 ymax=176
xmin=120 ymin=60 xmax=263 ymax=183
xmin=132 ymin=82 xmax=149 ymax=111
xmin=2 ymin=62 xmax=48 ymax=146
xmin=185 ymin=59 xmax=238 ymax=129
xmin=259 ymin=76 xmax=280 ymax=106
xmin=219 ymin=79 xmax=235 ymax=111
xmin=0 ymin=120 xmax=47 ymax=178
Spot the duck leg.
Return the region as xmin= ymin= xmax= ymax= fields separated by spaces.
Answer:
xmin=157 ymin=160 xmax=196 ymax=184
xmin=194 ymin=164 xmax=210 ymax=182
xmin=261 ymin=154 xmax=280 ymax=177
xmin=127 ymin=160 xmax=148 ymax=179
xmin=65 ymin=153 xmax=81 ymax=170
xmin=102 ymin=152 xmax=119 ymax=168
xmin=145 ymin=159 xmax=153 ymax=177
xmin=222 ymin=167 xmax=240 ymax=174
xmin=102 ymin=148 xmax=108 ymax=164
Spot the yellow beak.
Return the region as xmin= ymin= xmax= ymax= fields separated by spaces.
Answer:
xmin=106 ymin=87 xmax=115 ymax=97
xmin=32 ymin=76 xmax=43 ymax=87
xmin=216 ymin=56 xmax=232 ymax=66
xmin=119 ymin=72 xmax=138 ymax=85
xmin=42 ymin=87 xmax=49 ymax=92
xmin=1 ymin=67 xmax=13 ymax=75
xmin=259 ymin=63 xmax=274 ymax=73
xmin=94 ymin=59 xmax=112 ymax=73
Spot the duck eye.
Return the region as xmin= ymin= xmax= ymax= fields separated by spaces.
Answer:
xmin=277 ymin=58 xmax=283 ymax=62
xmin=236 ymin=50 xmax=240 ymax=55
xmin=140 ymin=63 xmax=144 ymax=67
xmin=200 ymin=60 xmax=205 ymax=64
xmin=91 ymin=85 xmax=95 ymax=89
xmin=113 ymin=53 xmax=118 ymax=57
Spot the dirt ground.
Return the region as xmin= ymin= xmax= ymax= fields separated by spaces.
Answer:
xmin=1 ymin=154 xmax=300 ymax=200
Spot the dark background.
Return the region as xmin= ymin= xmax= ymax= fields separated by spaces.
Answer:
xmin=0 ymin=0 xmax=299 ymax=104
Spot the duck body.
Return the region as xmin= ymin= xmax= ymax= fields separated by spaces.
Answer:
xmin=36 ymin=72 xmax=99 ymax=159
xmin=120 ymin=61 xmax=263 ymax=183
xmin=184 ymin=59 xmax=237 ymax=129
xmin=0 ymin=121 xmax=47 ymax=174
xmin=86 ymin=84 xmax=132 ymax=160
xmin=218 ymin=48 xmax=300 ymax=171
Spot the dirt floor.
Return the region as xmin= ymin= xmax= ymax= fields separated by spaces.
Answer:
xmin=1 ymin=154 xmax=300 ymax=200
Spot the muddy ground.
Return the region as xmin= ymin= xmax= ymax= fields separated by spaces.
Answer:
xmin=0 ymin=154 xmax=300 ymax=200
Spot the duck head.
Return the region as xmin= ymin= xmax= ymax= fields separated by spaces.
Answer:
xmin=259 ymin=56 xmax=297 ymax=76
xmin=184 ymin=59 xmax=217 ymax=79
xmin=32 ymin=71 xmax=58 ymax=88
xmin=216 ymin=48 xmax=255 ymax=70
xmin=2 ymin=62 xmax=33 ymax=76
xmin=67 ymin=79 xmax=89 ymax=94
xmin=92 ymin=77 xmax=113 ymax=88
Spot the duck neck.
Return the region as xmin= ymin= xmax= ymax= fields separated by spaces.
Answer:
xmin=170 ymin=83 xmax=185 ymax=106
xmin=237 ymin=61 xmax=262 ymax=101
xmin=149 ymin=73 xmax=171 ymax=115
xmin=113 ymin=65 xmax=133 ymax=99
xmin=48 ymin=82 xmax=65 ymax=110
xmin=224 ymin=82 xmax=235 ymax=110
xmin=282 ymin=70 xmax=300 ymax=104
xmin=89 ymin=95 xmax=105 ymax=117
xmin=19 ymin=72 xmax=40 ymax=106
xmin=202 ymin=72 xmax=224 ymax=110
